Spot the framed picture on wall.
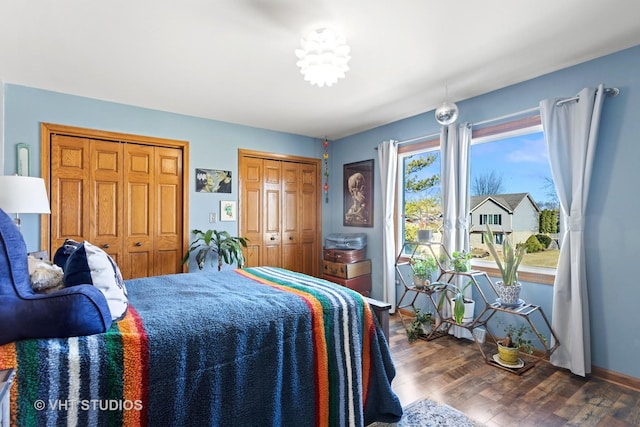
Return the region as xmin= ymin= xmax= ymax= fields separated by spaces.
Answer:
xmin=343 ymin=159 xmax=374 ymax=227
xmin=17 ymin=143 xmax=30 ymax=176
xmin=195 ymin=168 xmax=232 ymax=193
xmin=220 ymin=200 xmax=237 ymax=221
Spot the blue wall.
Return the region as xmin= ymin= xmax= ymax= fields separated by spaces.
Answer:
xmin=328 ymin=44 xmax=640 ymax=379
xmin=2 ymin=85 xmax=324 ymax=258
xmin=3 ymin=43 xmax=639 ymax=379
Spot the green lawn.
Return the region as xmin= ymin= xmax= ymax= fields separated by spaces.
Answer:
xmin=472 ymin=248 xmax=560 ymax=269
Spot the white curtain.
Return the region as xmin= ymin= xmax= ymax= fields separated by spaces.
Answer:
xmin=440 ymin=123 xmax=472 ymax=338
xmin=539 ymin=85 xmax=605 ymax=376
xmin=377 ymin=140 xmax=398 ymax=312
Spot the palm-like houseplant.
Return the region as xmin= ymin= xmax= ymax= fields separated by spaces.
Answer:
xmin=182 ymin=229 xmax=249 ymax=271
xmin=482 ymin=225 xmax=526 ymax=305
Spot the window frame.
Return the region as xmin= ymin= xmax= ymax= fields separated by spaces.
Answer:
xmin=396 ymin=115 xmax=556 ymax=285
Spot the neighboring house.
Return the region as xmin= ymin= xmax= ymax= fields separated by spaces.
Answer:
xmin=469 ymin=193 xmax=540 ymax=249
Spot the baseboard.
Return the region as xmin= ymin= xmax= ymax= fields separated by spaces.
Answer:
xmin=592 ymin=365 xmax=640 ymax=393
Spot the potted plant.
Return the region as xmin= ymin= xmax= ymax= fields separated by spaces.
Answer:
xmin=451 ymin=250 xmax=472 ymax=272
xmin=410 ymin=257 xmax=437 ymax=289
xmin=432 ymin=280 xmax=475 ymax=325
xmin=483 ymin=225 xmax=526 ymax=306
xmin=497 ymin=323 xmax=534 ymax=364
xmin=407 ymin=308 xmax=433 ymax=343
xmin=181 ymin=229 xmax=249 ymax=271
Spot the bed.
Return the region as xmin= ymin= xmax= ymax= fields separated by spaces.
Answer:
xmin=0 ymin=208 xmax=403 ymax=427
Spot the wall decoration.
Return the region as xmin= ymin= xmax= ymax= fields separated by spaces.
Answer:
xmin=17 ymin=143 xmax=30 ymax=176
xmin=323 ymin=138 xmax=329 ymax=203
xmin=195 ymin=168 xmax=232 ymax=193
xmin=220 ymin=200 xmax=237 ymax=221
xmin=343 ymin=159 xmax=374 ymax=227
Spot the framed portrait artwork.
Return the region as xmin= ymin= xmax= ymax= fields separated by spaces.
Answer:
xmin=343 ymin=159 xmax=374 ymax=227
xmin=195 ymin=168 xmax=232 ymax=193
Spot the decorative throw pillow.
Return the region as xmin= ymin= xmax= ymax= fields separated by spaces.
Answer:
xmin=53 ymin=238 xmax=82 ymax=269
xmin=27 ymin=255 xmax=65 ymax=293
xmin=64 ymin=241 xmax=129 ymax=321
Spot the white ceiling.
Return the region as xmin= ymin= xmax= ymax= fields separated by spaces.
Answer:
xmin=2 ymin=0 xmax=639 ymax=140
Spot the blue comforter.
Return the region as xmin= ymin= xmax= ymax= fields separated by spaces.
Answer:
xmin=1 ymin=267 xmax=402 ymax=426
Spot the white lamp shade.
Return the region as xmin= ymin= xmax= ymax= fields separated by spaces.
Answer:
xmin=0 ymin=176 xmax=51 ymax=214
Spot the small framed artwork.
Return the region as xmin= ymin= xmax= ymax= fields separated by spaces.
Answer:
xmin=343 ymin=159 xmax=374 ymax=227
xmin=17 ymin=143 xmax=30 ymax=176
xmin=195 ymin=168 xmax=232 ymax=193
xmin=220 ymin=200 xmax=237 ymax=221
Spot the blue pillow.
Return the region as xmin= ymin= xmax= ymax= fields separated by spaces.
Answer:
xmin=53 ymin=239 xmax=81 ymax=269
xmin=64 ymin=241 xmax=129 ymax=321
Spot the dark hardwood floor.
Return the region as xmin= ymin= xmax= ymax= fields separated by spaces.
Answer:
xmin=386 ymin=313 xmax=640 ymax=426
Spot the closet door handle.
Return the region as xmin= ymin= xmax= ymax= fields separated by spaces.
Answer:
xmin=270 ymin=236 xmax=276 ymax=241
xmin=102 ymin=244 xmax=110 ymax=249
xmin=135 ymin=242 xmax=142 ymax=247
xmin=289 ymin=236 xmax=294 ymax=241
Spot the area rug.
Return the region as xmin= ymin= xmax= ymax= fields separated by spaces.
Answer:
xmin=369 ymin=398 xmax=483 ymax=427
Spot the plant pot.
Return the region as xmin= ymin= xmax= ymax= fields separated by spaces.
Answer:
xmin=413 ymin=276 xmax=429 ymax=289
xmin=417 ymin=229 xmax=433 ymax=242
xmin=495 ymin=281 xmax=522 ymax=306
xmin=449 ymin=298 xmax=475 ymax=323
xmin=497 ymin=341 xmax=520 ymax=364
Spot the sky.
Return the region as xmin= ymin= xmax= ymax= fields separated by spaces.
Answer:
xmin=403 ymin=130 xmax=558 ymax=208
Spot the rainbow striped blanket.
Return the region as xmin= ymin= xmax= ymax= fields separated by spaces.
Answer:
xmin=0 ymin=267 xmax=402 ymax=426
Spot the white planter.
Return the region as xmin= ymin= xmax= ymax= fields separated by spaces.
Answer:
xmin=417 ymin=229 xmax=433 ymax=242
xmin=449 ymin=298 xmax=475 ymax=323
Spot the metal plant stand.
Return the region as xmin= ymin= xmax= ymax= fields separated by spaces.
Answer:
xmin=395 ymin=241 xmax=560 ymax=375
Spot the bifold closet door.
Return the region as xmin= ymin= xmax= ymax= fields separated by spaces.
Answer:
xmin=50 ymin=134 xmax=183 ymax=279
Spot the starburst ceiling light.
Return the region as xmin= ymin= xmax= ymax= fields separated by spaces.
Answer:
xmin=435 ymin=85 xmax=459 ymax=125
xmin=295 ymin=28 xmax=351 ymax=88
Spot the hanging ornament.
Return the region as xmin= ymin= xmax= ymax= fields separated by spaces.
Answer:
xmin=322 ymin=138 xmax=329 ymax=203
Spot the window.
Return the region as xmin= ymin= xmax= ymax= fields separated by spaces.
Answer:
xmin=399 ymin=116 xmax=559 ymax=283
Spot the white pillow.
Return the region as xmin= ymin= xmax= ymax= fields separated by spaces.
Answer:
xmin=63 ymin=241 xmax=128 ymax=321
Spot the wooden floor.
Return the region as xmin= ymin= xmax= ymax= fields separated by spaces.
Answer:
xmin=387 ymin=313 xmax=640 ymax=426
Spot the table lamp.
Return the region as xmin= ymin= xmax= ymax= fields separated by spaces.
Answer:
xmin=0 ymin=175 xmax=51 ymax=230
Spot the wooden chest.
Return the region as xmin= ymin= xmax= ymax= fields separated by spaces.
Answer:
xmin=323 ymin=274 xmax=372 ymax=297
xmin=323 ymin=247 xmax=366 ymax=263
xmin=322 ymin=259 xmax=371 ymax=279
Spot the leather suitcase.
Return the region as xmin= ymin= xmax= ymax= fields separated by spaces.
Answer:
xmin=323 ymin=259 xmax=371 ymax=279
xmin=323 ymin=274 xmax=372 ymax=297
xmin=323 ymin=247 xmax=366 ymax=263
xmin=324 ymin=233 xmax=367 ymax=250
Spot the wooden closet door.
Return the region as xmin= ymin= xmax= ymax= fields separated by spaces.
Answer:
xmin=263 ymin=160 xmax=282 ymax=267
xmin=50 ymin=135 xmax=91 ymax=252
xmin=281 ymin=162 xmax=300 ymax=273
xmin=240 ymin=156 xmax=263 ymax=268
xmin=154 ymin=146 xmax=183 ymax=276
xmin=239 ymin=151 xmax=321 ymax=277
xmin=90 ymin=140 xmax=125 ymax=272
xmin=124 ymin=144 xmax=155 ymax=279
xmin=298 ymin=162 xmax=319 ymax=276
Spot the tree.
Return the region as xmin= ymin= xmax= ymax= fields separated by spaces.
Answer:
xmin=403 ymin=153 xmax=441 ymax=242
xmin=539 ymin=209 xmax=559 ymax=234
xmin=472 ymin=171 xmax=504 ymax=195
xmin=404 ymin=154 xmax=440 ymax=195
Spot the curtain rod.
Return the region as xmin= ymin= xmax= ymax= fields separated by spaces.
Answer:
xmin=380 ymin=86 xmax=621 ymax=147
xmin=474 ymin=86 xmax=619 ymax=127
